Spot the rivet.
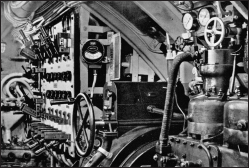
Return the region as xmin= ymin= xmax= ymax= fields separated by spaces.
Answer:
xmin=182 ymin=154 xmax=186 ymax=158
xmin=176 ymin=139 xmax=180 ymax=143
xmin=183 ymin=141 xmax=187 ymax=145
xmin=197 ymin=144 xmax=202 ymax=149
xmin=190 ymin=143 xmax=195 ymax=147
xmin=207 ymin=146 xmax=211 ymax=150
xmin=213 ymin=156 xmax=218 ymax=161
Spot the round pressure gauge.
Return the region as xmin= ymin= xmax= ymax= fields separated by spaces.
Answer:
xmin=82 ymin=40 xmax=104 ymax=64
xmin=198 ymin=8 xmax=215 ymax=26
xmin=182 ymin=12 xmax=198 ymax=31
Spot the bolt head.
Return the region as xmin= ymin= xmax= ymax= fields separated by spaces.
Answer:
xmin=153 ymin=154 xmax=158 ymax=161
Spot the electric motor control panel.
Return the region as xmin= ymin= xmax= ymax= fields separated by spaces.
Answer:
xmin=35 ymin=13 xmax=76 ymax=156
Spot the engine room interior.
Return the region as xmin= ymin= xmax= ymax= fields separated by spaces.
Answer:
xmin=1 ymin=1 xmax=248 ymax=167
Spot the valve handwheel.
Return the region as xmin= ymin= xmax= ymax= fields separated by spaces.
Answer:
xmin=175 ymin=36 xmax=186 ymax=51
xmin=204 ymin=17 xmax=225 ymax=47
xmin=72 ymin=93 xmax=95 ymax=157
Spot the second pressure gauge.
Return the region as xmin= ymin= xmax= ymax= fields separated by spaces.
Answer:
xmin=182 ymin=12 xmax=198 ymax=31
xmin=198 ymin=8 xmax=215 ymax=26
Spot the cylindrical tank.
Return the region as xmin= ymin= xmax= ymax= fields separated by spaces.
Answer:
xmin=188 ymin=49 xmax=234 ymax=139
xmin=188 ymin=96 xmax=226 ymax=138
xmin=223 ymin=97 xmax=248 ymax=146
xmin=201 ymin=49 xmax=234 ymax=95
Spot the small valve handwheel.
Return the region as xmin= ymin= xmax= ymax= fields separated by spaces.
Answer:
xmin=72 ymin=93 xmax=95 ymax=157
xmin=204 ymin=17 xmax=225 ymax=47
xmin=175 ymin=36 xmax=186 ymax=51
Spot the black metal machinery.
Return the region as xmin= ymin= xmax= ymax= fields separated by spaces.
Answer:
xmin=1 ymin=1 xmax=248 ymax=167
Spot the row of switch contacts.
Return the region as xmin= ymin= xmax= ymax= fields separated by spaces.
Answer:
xmin=46 ymin=90 xmax=72 ymax=99
xmin=42 ymin=71 xmax=72 ymax=82
xmin=41 ymin=107 xmax=71 ymax=125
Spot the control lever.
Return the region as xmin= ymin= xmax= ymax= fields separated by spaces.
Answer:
xmin=34 ymin=141 xmax=56 ymax=155
xmin=19 ymin=30 xmax=37 ymax=61
xmin=27 ymin=138 xmax=44 ymax=149
xmin=30 ymin=122 xmax=46 ymax=127
xmin=19 ymin=30 xmax=32 ymax=47
xmin=29 ymin=35 xmax=44 ymax=60
xmin=36 ymin=127 xmax=57 ymax=133
xmin=50 ymin=98 xmax=74 ymax=106
xmin=40 ymin=26 xmax=59 ymax=58
xmin=19 ymin=47 xmax=37 ymax=61
xmin=23 ymin=134 xmax=39 ymax=144
xmin=39 ymin=35 xmax=52 ymax=59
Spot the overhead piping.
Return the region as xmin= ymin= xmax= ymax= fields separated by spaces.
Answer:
xmin=4 ymin=1 xmax=46 ymax=27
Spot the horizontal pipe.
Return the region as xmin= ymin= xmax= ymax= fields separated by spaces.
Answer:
xmin=147 ymin=105 xmax=184 ymax=120
xmin=118 ymin=119 xmax=184 ymax=126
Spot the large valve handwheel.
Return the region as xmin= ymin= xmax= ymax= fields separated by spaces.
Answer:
xmin=204 ymin=17 xmax=225 ymax=47
xmin=72 ymin=93 xmax=95 ymax=157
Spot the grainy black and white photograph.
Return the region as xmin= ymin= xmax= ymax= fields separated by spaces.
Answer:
xmin=1 ymin=1 xmax=248 ymax=167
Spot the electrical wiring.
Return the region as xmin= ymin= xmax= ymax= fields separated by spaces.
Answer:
xmin=35 ymin=1 xmax=57 ymax=15
xmin=91 ymin=70 xmax=98 ymax=100
xmin=174 ymin=92 xmax=187 ymax=132
xmin=231 ymin=45 xmax=242 ymax=54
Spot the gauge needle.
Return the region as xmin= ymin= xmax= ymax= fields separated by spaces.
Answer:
xmin=186 ymin=18 xmax=191 ymax=25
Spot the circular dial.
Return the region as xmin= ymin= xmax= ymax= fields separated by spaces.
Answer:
xmin=85 ymin=52 xmax=102 ymax=60
xmin=82 ymin=40 xmax=104 ymax=64
xmin=198 ymin=8 xmax=212 ymax=26
xmin=182 ymin=13 xmax=198 ymax=31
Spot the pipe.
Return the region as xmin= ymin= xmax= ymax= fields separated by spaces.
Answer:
xmin=11 ymin=1 xmax=46 ymax=18
xmin=84 ymin=137 xmax=113 ymax=167
xmin=231 ymin=1 xmax=248 ymax=20
xmin=4 ymin=1 xmax=46 ymax=27
xmin=159 ymin=52 xmax=194 ymax=149
xmin=1 ymin=73 xmax=24 ymax=97
xmin=15 ymin=85 xmax=24 ymax=97
xmin=5 ymin=77 xmax=34 ymax=98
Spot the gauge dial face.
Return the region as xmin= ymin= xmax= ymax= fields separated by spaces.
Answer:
xmin=82 ymin=40 xmax=104 ymax=64
xmin=182 ymin=13 xmax=194 ymax=30
xmin=84 ymin=51 xmax=102 ymax=60
xmin=198 ymin=8 xmax=211 ymax=26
